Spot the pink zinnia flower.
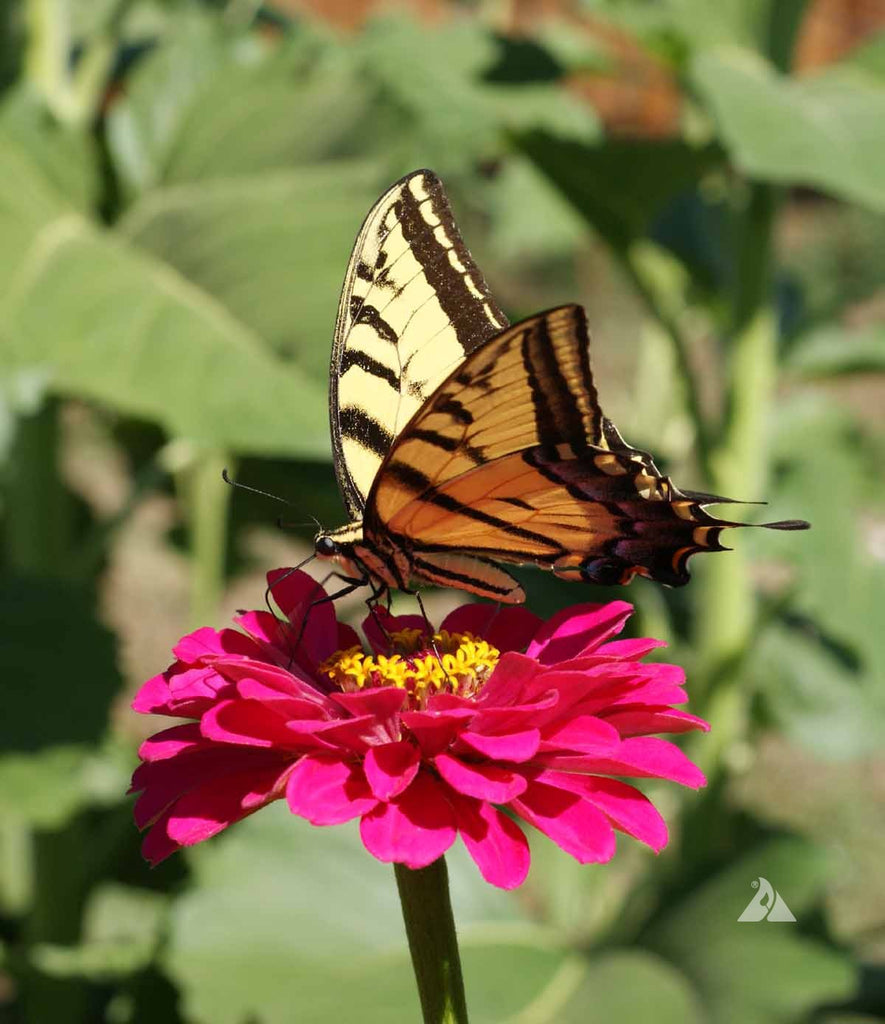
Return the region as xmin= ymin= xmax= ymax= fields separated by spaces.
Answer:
xmin=130 ymin=570 xmax=708 ymax=889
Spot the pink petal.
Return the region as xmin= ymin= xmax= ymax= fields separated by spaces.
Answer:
xmin=141 ymin=812 xmax=180 ymax=865
xmin=360 ymin=772 xmax=456 ymax=869
xmin=362 ymin=607 xmax=427 ymax=654
xmin=440 ymin=604 xmax=541 ymax=653
xmin=434 ymin=753 xmax=528 ymax=802
xmin=541 ymin=737 xmax=706 ymax=788
xmin=313 ymin=713 xmax=395 ymax=752
xmin=161 ymin=764 xmax=286 ymax=850
xmin=526 ymin=601 xmax=633 ymax=664
xmin=594 ymin=637 xmax=667 ymax=660
xmin=158 ymin=662 xmax=234 ymax=716
xmin=137 ymin=723 xmax=203 ymax=762
xmin=234 ymin=609 xmax=287 ymax=647
xmin=201 ymin=699 xmax=309 ymax=750
xmin=131 ymin=746 xmax=288 ymax=828
xmin=512 ymin=780 xmax=616 ymax=863
xmin=235 ymin=678 xmax=331 ymax=719
xmin=266 ymin=568 xmax=325 ymax=621
xmin=602 ymin=707 xmax=709 ymax=737
xmin=132 ymin=672 xmax=175 ymax=715
xmin=215 ymin=659 xmax=327 ymax=703
xmin=266 ymin=569 xmax=340 ymax=667
xmin=534 ymin=771 xmax=668 ymax=851
xmin=475 ymin=653 xmax=543 ymax=708
xmin=330 ymin=687 xmax=407 ymax=722
xmin=457 ymin=728 xmax=540 ymax=762
xmin=173 ymin=626 xmax=256 ymax=663
xmin=286 ymin=754 xmax=377 ymax=824
xmin=470 ymin=689 xmax=558 ymax=735
xmin=337 ymin=622 xmax=361 ymax=651
xmin=364 ymin=741 xmax=420 ymax=800
xmin=538 ymin=714 xmax=621 ymax=754
xmin=401 ymin=707 xmax=476 ymax=756
xmin=452 ymin=795 xmax=530 ymax=889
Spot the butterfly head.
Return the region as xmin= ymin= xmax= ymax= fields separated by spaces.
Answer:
xmin=314 ymin=534 xmax=339 ymax=559
xmin=313 ymin=522 xmax=367 ymax=578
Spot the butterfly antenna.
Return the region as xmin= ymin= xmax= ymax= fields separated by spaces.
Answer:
xmin=277 ymin=513 xmax=323 ymax=532
xmin=222 ymin=468 xmax=292 ymax=507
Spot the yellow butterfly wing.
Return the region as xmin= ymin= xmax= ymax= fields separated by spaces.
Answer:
xmin=330 ymin=169 xmax=507 ymax=519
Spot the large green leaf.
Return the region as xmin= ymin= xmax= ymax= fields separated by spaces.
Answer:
xmin=0 ymin=89 xmax=96 ymax=212
xmin=117 ymin=162 xmax=387 ymax=375
xmin=519 ymin=134 xmax=720 ymax=252
xmin=745 ymin=394 xmax=885 ymax=753
xmin=352 ymin=15 xmax=599 ymax=175
xmin=693 ymin=47 xmax=885 ymax=211
xmin=0 ymin=215 xmax=329 ymax=456
xmin=167 ymin=804 xmax=567 ymax=1024
xmin=644 ymin=838 xmax=855 ymax=1023
xmin=0 ymin=119 xmax=86 ymax=295
xmin=106 ymin=14 xmax=376 ymax=195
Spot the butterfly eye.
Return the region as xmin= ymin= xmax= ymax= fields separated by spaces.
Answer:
xmin=315 ymin=536 xmax=338 ymax=558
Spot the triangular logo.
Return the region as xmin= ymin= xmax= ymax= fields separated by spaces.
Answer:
xmin=738 ymin=877 xmax=796 ymax=922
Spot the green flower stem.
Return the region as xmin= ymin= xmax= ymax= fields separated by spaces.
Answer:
xmin=184 ymin=448 xmax=233 ymax=628
xmin=394 ymin=858 xmax=469 ymax=1024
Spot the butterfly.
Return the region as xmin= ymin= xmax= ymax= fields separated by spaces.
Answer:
xmin=313 ymin=169 xmax=807 ymax=604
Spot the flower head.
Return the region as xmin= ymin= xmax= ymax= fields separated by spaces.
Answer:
xmin=131 ymin=570 xmax=708 ymax=889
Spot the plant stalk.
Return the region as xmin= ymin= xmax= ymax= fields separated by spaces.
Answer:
xmin=394 ymin=858 xmax=469 ymax=1024
xmin=694 ymin=183 xmax=779 ymax=720
xmin=184 ymin=448 xmax=233 ymax=628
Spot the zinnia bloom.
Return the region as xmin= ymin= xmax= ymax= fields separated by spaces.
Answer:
xmin=131 ymin=569 xmax=707 ymax=889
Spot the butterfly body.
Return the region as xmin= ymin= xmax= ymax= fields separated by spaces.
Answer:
xmin=315 ymin=170 xmax=807 ymax=603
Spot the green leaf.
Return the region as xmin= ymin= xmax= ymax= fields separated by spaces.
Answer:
xmin=118 ymin=162 xmax=387 ymax=375
xmin=167 ymin=805 xmax=567 ymax=1024
xmin=747 ymin=395 xmax=885 ymax=753
xmin=0 ymin=88 xmax=97 ymax=212
xmin=352 ymin=16 xmax=598 ymax=174
xmin=644 ymin=838 xmax=855 ymax=1023
xmin=693 ymin=47 xmax=885 ymax=211
xmin=106 ymin=15 xmax=375 ymax=194
xmin=29 ymin=883 xmax=167 ymax=981
xmin=786 ymin=323 xmax=885 ymax=378
xmin=0 ymin=119 xmax=83 ymax=295
xmin=518 ymin=134 xmax=720 ymax=252
xmin=0 ymin=216 xmax=329 ymax=457
xmin=556 ymin=951 xmax=704 ymax=1024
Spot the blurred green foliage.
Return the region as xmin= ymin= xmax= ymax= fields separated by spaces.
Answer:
xmin=1 ymin=1 xmax=884 ymax=1021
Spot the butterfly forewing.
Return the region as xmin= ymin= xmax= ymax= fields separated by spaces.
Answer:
xmin=330 ymin=169 xmax=507 ymax=517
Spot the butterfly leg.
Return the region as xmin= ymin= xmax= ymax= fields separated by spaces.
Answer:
xmin=288 ymin=572 xmax=369 ymax=665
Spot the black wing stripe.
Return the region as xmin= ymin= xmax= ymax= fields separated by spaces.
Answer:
xmin=383 ymin=461 xmax=562 ymax=550
xmin=398 ymin=179 xmax=506 ymax=356
xmin=522 ymin=316 xmax=588 ymax=448
xmin=339 ymin=407 xmax=395 ymax=458
xmin=412 ymin=555 xmax=515 ymax=595
xmin=339 ymin=349 xmax=399 ymax=390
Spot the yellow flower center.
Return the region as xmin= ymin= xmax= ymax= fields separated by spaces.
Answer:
xmin=320 ymin=629 xmax=500 ymax=708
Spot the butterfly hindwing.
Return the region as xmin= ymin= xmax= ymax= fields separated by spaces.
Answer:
xmin=330 ymin=169 xmax=508 ymax=518
xmin=366 ymin=306 xmax=745 ymax=592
